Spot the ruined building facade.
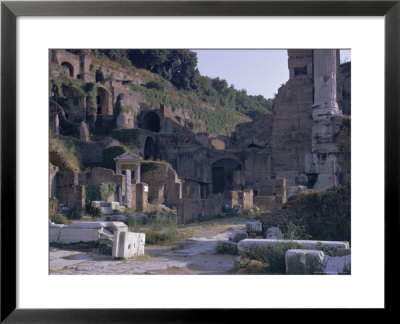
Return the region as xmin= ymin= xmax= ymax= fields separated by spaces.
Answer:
xmin=49 ymin=49 xmax=350 ymax=222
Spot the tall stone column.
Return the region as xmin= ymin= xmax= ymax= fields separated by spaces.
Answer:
xmin=125 ymin=169 xmax=132 ymax=208
xmin=307 ymin=49 xmax=343 ymax=190
xmin=136 ymin=164 xmax=141 ymax=183
xmin=313 ymin=50 xmax=340 ymax=119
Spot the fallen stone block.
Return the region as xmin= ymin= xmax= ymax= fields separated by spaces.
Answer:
xmin=104 ymin=215 xmax=128 ymax=222
xmin=238 ymin=239 xmax=349 ymax=256
xmin=110 ymin=202 xmax=121 ymax=210
xmin=103 ymin=221 xmax=128 ymax=233
xmin=322 ymin=254 xmax=351 ymax=274
xmin=91 ymin=201 xmax=103 ymax=208
xmin=58 ymin=228 xmax=102 ymax=244
xmin=229 ymin=230 xmax=248 ymax=242
xmin=112 ymin=231 xmax=145 ymax=259
xmin=285 ymin=249 xmax=325 ymax=274
xmin=245 ymin=221 xmax=263 ymax=234
xmin=265 ymin=227 xmax=283 ymax=239
xmin=336 ymin=248 xmax=351 ymax=256
xmin=67 ymin=222 xmax=104 ymax=229
xmin=99 ymin=206 xmax=114 ymax=215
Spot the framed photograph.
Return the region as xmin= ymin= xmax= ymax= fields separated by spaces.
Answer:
xmin=1 ymin=0 xmax=398 ymax=321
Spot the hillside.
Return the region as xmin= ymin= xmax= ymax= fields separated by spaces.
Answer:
xmin=88 ymin=49 xmax=272 ymax=134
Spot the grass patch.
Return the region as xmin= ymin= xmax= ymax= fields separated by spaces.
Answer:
xmin=50 ymin=213 xmax=70 ymax=225
xmin=129 ymin=211 xmax=184 ymax=245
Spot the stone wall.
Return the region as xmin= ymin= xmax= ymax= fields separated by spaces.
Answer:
xmin=79 ymin=167 xmax=123 ymax=186
xmin=271 ymin=50 xmax=314 ymax=185
xmin=141 ymin=162 xmax=182 ymax=207
xmin=177 ymin=195 xmax=223 ymax=224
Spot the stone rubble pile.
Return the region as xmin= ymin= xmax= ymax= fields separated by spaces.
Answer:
xmin=49 ymin=221 xmax=145 ymax=259
xmin=91 ymin=201 xmax=125 ymax=215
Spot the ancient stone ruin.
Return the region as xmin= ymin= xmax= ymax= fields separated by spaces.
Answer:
xmin=49 ymin=49 xmax=351 ymax=274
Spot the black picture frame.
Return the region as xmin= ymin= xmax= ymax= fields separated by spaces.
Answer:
xmin=1 ymin=0 xmax=398 ymax=322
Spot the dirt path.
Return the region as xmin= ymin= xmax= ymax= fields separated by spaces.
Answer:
xmin=50 ymin=217 xmax=249 ymax=275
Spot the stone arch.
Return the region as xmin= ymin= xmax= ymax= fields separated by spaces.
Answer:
xmin=61 ymin=61 xmax=74 ymax=77
xmin=211 ymin=159 xmax=242 ymax=194
xmin=144 ymin=136 xmax=155 ymax=160
xmin=142 ymin=111 xmax=161 ymax=133
xmin=96 ymin=85 xmax=112 ymax=115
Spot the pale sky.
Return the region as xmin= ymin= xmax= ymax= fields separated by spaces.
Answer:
xmin=194 ymin=49 xmax=351 ymax=99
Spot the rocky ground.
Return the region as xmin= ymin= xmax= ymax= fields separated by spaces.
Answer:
xmin=49 ymin=217 xmax=248 ymax=275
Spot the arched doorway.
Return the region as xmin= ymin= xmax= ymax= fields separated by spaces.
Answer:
xmin=61 ymin=62 xmax=74 ymax=77
xmin=96 ymin=87 xmax=111 ymax=115
xmin=211 ymin=159 xmax=241 ymax=194
xmin=143 ymin=111 xmax=161 ymax=133
xmin=96 ymin=69 xmax=105 ymax=83
xmin=144 ymin=137 xmax=155 ymax=160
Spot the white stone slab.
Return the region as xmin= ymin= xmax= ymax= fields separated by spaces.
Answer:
xmin=49 ymin=227 xmax=63 ymax=243
xmin=58 ymin=228 xmax=101 ymax=244
xmin=112 ymin=231 xmax=145 ymax=259
xmin=68 ymin=222 xmax=105 ymax=229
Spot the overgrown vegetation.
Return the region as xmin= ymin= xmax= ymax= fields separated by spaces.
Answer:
xmin=49 ymin=197 xmax=58 ymax=214
xmin=285 ymin=185 xmax=351 ymax=242
xmin=336 ymin=115 xmax=351 ymax=187
xmin=110 ymin=129 xmax=139 ymax=146
xmin=129 ymin=83 xmax=242 ymax=134
xmin=50 ymin=213 xmax=70 ymax=225
xmin=49 ymin=135 xmax=83 ymax=171
xmin=85 ymin=182 xmax=118 ymax=213
xmin=83 ymin=49 xmax=272 ymax=133
xmin=102 ymin=146 xmax=126 ymax=170
xmin=140 ymin=161 xmax=160 ymax=175
xmin=128 ymin=211 xmax=183 ymax=245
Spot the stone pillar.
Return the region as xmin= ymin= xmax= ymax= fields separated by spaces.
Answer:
xmin=118 ymin=186 xmax=123 ymax=205
xmin=79 ymin=121 xmax=90 ymax=142
xmin=309 ymin=49 xmax=343 ymax=190
xmin=136 ymin=183 xmax=148 ymax=212
xmin=313 ymin=49 xmax=339 ymax=113
xmin=125 ymin=169 xmax=132 ymax=208
xmin=136 ymin=164 xmax=141 ymax=184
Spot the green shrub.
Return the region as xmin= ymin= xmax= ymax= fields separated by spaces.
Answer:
xmin=58 ymin=113 xmax=79 ymax=138
xmin=241 ymin=242 xmax=300 ymax=274
xmin=50 ymin=213 xmax=70 ymax=225
xmin=286 ymin=185 xmax=351 ymax=242
xmin=263 ymin=242 xmax=299 ymax=274
xmin=140 ymin=162 xmax=158 ymax=175
xmin=144 ymin=212 xmax=180 ymax=245
xmin=102 ymin=146 xmax=126 ymax=170
xmin=85 ymin=182 xmax=118 ymax=204
xmin=216 ymin=242 xmax=239 ymax=255
xmin=110 ymin=129 xmax=139 ymax=146
xmin=145 ymin=79 xmax=174 ymax=92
